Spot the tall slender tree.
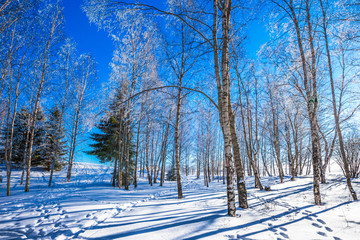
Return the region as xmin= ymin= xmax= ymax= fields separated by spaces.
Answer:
xmin=25 ymin=2 xmax=63 ymax=192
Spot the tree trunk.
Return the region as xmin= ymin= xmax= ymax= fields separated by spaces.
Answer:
xmin=306 ymin=0 xmax=322 ymax=205
xmin=288 ymin=0 xmax=321 ymax=205
xmin=175 ymin=88 xmax=183 ymax=199
xmin=20 ymin=122 xmax=30 ymax=185
xmin=229 ymin=106 xmax=248 ymax=209
xmin=113 ymin=158 xmax=117 ymax=187
xmin=4 ymin=93 xmax=12 ymax=195
xmin=320 ymin=0 xmax=357 ymax=200
xmin=5 ymin=35 xmax=24 ymax=195
xmin=196 ymin=151 xmax=201 ymax=179
xmin=160 ymin=139 xmax=167 ymax=186
xmin=134 ymin=119 xmax=141 ymax=188
xmin=145 ymin=119 xmax=152 ymax=185
xmin=67 ymin=85 xmax=85 ymax=182
xmin=48 ymin=150 xmax=57 ymax=187
xmin=25 ymin=9 xmax=60 ymax=192
xmin=274 ymin=122 xmax=284 ymax=182
xmin=203 ymin=151 xmax=208 ymax=187
xmin=211 ymin=0 xmax=236 ymax=217
xmin=223 ymin=153 xmax=226 ymax=184
xmin=124 ymin=127 xmax=130 ymax=190
xmin=160 ymin=117 xmax=170 ymax=186
xmin=66 ymin=110 xmax=80 ymax=182
xmin=118 ymin=131 xmax=126 ymax=188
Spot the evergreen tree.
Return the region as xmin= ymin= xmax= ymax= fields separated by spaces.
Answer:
xmin=43 ymin=106 xmax=67 ymax=172
xmin=2 ymin=108 xmax=48 ymax=168
xmin=32 ymin=108 xmax=48 ymax=167
xmin=87 ymin=88 xmax=135 ymax=187
xmin=87 ymin=116 xmax=119 ymax=164
xmin=4 ymin=108 xmax=29 ymax=167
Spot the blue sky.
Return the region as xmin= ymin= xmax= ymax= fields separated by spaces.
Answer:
xmin=63 ymin=0 xmax=114 ymax=86
xmin=63 ymin=0 xmax=112 ymax=164
xmin=63 ymin=0 xmax=267 ymax=85
xmin=62 ymin=0 xmax=268 ymax=163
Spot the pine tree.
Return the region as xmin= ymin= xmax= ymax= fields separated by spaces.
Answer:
xmin=87 ymin=116 xmax=119 ymax=164
xmin=44 ymin=106 xmax=67 ymax=172
xmin=2 ymin=108 xmax=47 ymax=167
xmin=3 ymin=108 xmax=29 ymax=167
xmin=31 ymin=108 xmax=48 ymax=167
xmin=87 ymin=88 xmax=135 ymax=187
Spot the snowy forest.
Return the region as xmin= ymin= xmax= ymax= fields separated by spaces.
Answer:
xmin=0 ymin=0 xmax=360 ymax=239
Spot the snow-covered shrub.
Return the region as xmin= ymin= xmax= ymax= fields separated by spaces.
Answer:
xmin=166 ymin=167 xmax=177 ymax=181
xmin=336 ymin=137 xmax=360 ymax=178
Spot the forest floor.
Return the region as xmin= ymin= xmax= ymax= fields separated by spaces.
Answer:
xmin=0 ymin=162 xmax=359 ymax=240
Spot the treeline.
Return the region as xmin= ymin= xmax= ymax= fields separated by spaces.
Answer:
xmin=0 ymin=0 xmax=96 ymax=196
xmin=83 ymin=0 xmax=360 ymax=217
xmin=2 ymin=0 xmax=360 ymax=218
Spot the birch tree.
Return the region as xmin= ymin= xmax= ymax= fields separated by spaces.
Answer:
xmin=25 ymin=1 xmax=63 ymax=192
xmin=163 ymin=0 xmax=202 ymax=198
xmin=66 ymin=54 xmax=97 ymax=182
xmin=268 ymin=0 xmax=323 ymax=205
xmin=48 ymin=39 xmax=74 ymax=186
xmin=319 ymin=0 xmax=357 ymax=200
xmin=2 ymin=19 xmax=31 ymax=196
xmin=84 ymin=0 xmax=253 ymax=215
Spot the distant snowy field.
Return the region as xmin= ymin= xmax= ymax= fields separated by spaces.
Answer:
xmin=0 ymin=162 xmax=359 ymax=240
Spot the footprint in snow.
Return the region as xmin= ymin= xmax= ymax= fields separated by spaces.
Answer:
xmin=279 ymin=232 xmax=289 ymax=239
xmin=325 ymin=227 xmax=333 ymax=232
xmin=267 ymin=223 xmax=277 ymax=233
xmin=279 ymin=227 xmax=287 ymax=232
xmin=268 ymin=227 xmax=277 ymax=233
xmin=311 ymin=223 xmax=322 ymax=228
xmin=316 ymin=219 xmax=326 ymax=225
xmin=317 ymin=231 xmax=327 ymax=237
xmin=225 ymin=234 xmax=235 ymax=239
xmin=333 ymin=236 xmax=342 ymax=240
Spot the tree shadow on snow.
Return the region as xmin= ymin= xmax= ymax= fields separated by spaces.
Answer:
xmin=84 ymin=209 xmax=224 ymax=240
xmin=184 ymin=201 xmax=351 ymax=239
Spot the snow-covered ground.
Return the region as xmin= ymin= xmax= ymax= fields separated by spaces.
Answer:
xmin=0 ymin=163 xmax=359 ymax=240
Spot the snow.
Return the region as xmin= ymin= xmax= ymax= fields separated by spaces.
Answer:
xmin=0 ymin=162 xmax=359 ymax=240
